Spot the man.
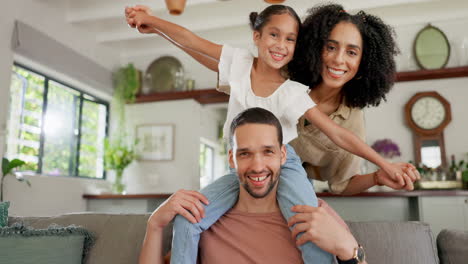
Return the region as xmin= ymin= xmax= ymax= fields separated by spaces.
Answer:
xmin=139 ymin=108 xmax=366 ymax=264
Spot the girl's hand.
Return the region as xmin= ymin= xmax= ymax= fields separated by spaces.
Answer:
xmin=125 ymin=5 xmax=156 ymax=34
xmin=147 ymin=189 xmax=209 ymax=232
xmin=377 ymin=163 xmax=420 ymax=191
xmin=288 ymin=205 xmax=358 ymax=260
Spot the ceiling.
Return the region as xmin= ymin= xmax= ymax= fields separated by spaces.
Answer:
xmin=35 ymin=0 xmax=468 ymax=63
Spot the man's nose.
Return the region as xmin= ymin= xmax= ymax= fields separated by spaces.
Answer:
xmin=251 ymin=154 xmax=266 ymax=171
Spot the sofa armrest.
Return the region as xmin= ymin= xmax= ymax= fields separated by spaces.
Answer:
xmin=437 ymin=229 xmax=468 ymax=264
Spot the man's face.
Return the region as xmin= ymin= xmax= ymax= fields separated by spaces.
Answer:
xmin=229 ymin=123 xmax=286 ymax=199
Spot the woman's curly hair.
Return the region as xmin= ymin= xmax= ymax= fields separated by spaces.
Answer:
xmin=288 ymin=4 xmax=399 ymax=108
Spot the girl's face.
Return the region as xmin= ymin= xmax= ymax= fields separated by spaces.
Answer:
xmin=320 ymin=22 xmax=363 ymax=90
xmin=253 ymin=13 xmax=299 ymax=70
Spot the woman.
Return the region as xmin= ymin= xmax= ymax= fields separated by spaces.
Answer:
xmin=289 ymin=4 xmax=418 ymax=195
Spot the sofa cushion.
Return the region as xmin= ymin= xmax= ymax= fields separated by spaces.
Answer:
xmin=437 ymin=229 xmax=468 ymax=264
xmin=8 ymin=213 xmax=158 ymax=264
xmin=0 ymin=223 xmax=94 ymax=264
xmin=347 ymin=221 xmax=439 ymax=264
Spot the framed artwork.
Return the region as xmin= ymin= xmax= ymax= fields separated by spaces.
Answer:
xmin=136 ymin=124 xmax=175 ymax=161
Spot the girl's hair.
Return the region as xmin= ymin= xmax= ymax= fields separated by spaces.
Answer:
xmin=249 ymin=5 xmax=301 ymax=33
xmin=289 ymin=4 xmax=399 ymax=109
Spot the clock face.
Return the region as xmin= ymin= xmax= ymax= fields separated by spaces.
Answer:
xmin=411 ymin=96 xmax=446 ymax=130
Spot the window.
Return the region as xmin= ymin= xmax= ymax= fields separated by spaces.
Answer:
xmin=7 ymin=64 xmax=108 ymax=178
xmin=200 ymin=142 xmax=215 ymax=189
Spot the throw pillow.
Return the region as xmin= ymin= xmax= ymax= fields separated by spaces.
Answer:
xmin=0 ymin=201 xmax=9 ymax=227
xmin=0 ymin=223 xmax=95 ymax=264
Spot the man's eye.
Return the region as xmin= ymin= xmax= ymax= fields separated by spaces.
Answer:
xmin=270 ymin=33 xmax=277 ymax=37
xmin=239 ymin=152 xmax=249 ymax=157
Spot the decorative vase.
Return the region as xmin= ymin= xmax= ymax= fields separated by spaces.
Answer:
xmin=112 ymin=169 xmax=126 ymax=194
xmin=165 ymin=0 xmax=186 ymax=15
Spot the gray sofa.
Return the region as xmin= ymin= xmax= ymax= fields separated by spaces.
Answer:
xmin=8 ymin=213 xmax=468 ymax=264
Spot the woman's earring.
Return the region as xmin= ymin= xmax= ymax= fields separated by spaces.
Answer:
xmin=355 ymin=75 xmax=362 ymax=80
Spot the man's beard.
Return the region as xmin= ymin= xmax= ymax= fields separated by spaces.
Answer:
xmin=241 ymin=170 xmax=280 ymax=199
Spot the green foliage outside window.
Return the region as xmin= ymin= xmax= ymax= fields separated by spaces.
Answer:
xmin=7 ymin=64 xmax=108 ymax=178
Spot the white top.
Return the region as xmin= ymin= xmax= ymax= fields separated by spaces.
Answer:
xmin=218 ymin=45 xmax=316 ymax=144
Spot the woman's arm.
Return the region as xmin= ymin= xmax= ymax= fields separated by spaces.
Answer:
xmin=304 ymin=107 xmax=416 ymax=188
xmin=139 ymin=190 xmax=209 ymax=264
xmin=125 ymin=5 xmax=222 ymax=71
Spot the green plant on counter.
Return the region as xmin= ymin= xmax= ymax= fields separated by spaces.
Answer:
xmin=103 ymin=137 xmax=137 ymax=194
xmin=462 ymin=153 xmax=468 ymax=188
xmin=108 ymin=63 xmax=141 ymax=193
xmin=1 ymin=158 xmax=30 ymax=202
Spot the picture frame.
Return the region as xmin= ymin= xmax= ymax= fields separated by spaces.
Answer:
xmin=136 ymin=124 xmax=175 ymax=161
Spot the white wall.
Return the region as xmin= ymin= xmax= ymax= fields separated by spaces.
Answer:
xmin=0 ymin=0 xmax=120 ymax=216
xmin=124 ymin=100 xmax=203 ymax=193
xmin=364 ymin=17 xmax=468 ymax=163
xmin=123 ymin=101 xmax=228 ymax=193
xmin=365 ymin=78 xmax=468 ymax=164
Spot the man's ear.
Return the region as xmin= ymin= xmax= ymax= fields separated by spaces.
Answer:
xmin=280 ymin=144 xmax=287 ymax=166
xmin=228 ymin=149 xmax=235 ymax=169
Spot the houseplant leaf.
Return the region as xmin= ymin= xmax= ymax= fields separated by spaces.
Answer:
xmin=1 ymin=158 xmax=9 ymax=176
xmin=7 ymin=159 xmax=26 ymax=174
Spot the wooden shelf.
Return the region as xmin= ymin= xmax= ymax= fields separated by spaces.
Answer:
xmin=134 ymin=66 xmax=468 ymax=104
xmin=396 ymin=66 xmax=468 ymax=82
xmin=135 ymin=89 xmax=228 ymax=105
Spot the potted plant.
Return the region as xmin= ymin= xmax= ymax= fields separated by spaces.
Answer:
xmin=1 ymin=158 xmax=30 ymax=202
xmin=371 ymin=139 xmax=401 ymax=160
xmin=104 ymin=64 xmax=141 ymax=193
xmin=112 ymin=64 xmax=140 ymax=129
xmin=462 ymin=153 xmax=468 ymax=189
xmin=103 ymin=138 xmax=137 ymax=194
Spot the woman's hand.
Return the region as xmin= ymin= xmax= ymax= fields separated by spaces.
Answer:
xmin=377 ymin=162 xmax=420 ymax=191
xmin=288 ymin=204 xmax=358 ymax=260
xmin=147 ymin=189 xmax=209 ymax=232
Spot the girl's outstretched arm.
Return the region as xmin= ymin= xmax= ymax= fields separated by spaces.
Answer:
xmin=125 ymin=5 xmax=222 ymax=72
xmin=304 ymin=107 xmax=418 ymax=189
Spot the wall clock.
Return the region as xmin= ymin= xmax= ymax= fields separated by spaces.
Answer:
xmin=405 ymin=91 xmax=451 ymax=168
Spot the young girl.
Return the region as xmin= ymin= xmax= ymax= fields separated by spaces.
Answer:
xmin=125 ymin=4 xmax=416 ymax=263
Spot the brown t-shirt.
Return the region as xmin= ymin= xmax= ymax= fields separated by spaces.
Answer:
xmin=199 ymin=208 xmax=303 ymax=264
xmin=290 ymin=103 xmax=366 ymax=194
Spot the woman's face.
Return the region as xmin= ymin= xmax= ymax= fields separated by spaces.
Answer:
xmin=253 ymin=13 xmax=299 ymax=70
xmin=320 ymin=21 xmax=363 ymax=90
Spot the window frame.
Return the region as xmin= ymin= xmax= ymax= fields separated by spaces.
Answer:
xmin=11 ymin=62 xmax=109 ymax=179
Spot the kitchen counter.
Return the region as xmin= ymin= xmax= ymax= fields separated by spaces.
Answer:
xmin=83 ymin=190 xmax=468 ymax=199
